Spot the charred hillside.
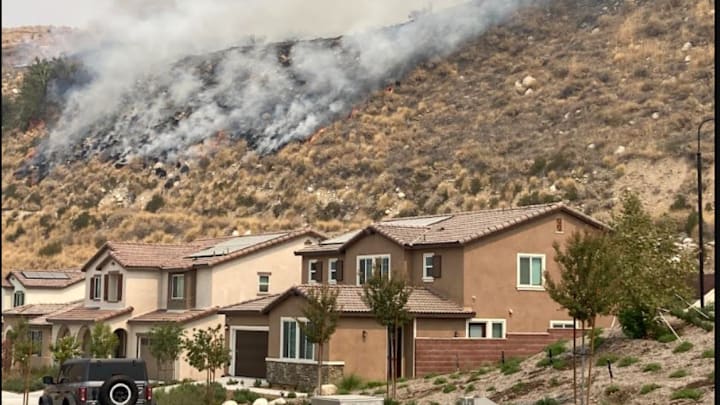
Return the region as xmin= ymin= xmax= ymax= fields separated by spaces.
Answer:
xmin=1 ymin=0 xmax=715 ymax=271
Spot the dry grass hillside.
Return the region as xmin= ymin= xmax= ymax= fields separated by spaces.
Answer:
xmin=0 ymin=0 xmax=715 ymax=271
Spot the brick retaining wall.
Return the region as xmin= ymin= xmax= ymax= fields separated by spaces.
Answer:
xmin=415 ymin=328 xmax=578 ymax=376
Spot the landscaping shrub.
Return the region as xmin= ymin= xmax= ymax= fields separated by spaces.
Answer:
xmin=673 ymin=341 xmax=693 ymax=353
xmin=383 ymin=398 xmax=399 ymax=405
xmin=423 ymin=372 xmax=437 ymax=380
xmin=595 ymin=353 xmax=619 ymax=366
xmin=618 ymin=356 xmax=639 ymax=367
xmin=701 ymin=348 xmax=714 ymax=358
xmin=618 ymin=307 xmax=655 ymax=339
xmin=670 ymin=388 xmax=702 ymax=401
xmin=337 ymin=374 xmax=363 ymax=391
xmin=656 ymin=333 xmax=677 ymax=343
xmin=669 ymin=369 xmax=688 ymax=378
xmin=432 ymin=377 xmax=447 ymax=385
xmin=364 ymin=380 xmax=385 ymax=389
xmin=642 ymin=363 xmax=662 ymax=372
xmin=604 ymin=385 xmax=620 ymax=395
xmin=545 ymin=340 xmax=567 ymax=357
xmin=287 ymin=392 xmax=297 ymax=398
xmin=464 ymin=383 xmax=475 ymax=393
xmin=670 ymin=307 xmax=714 ymax=332
xmin=155 ymin=382 xmax=226 ymax=405
xmin=233 ymin=388 xmax=261 ymax=404
xmin=442 ymin=384 xmax=457 ymax=393
xmin=639 ymin=383 xmax=661 ymax=395
xmin=535 ymin=398 xmax=560 ymax=405
xmin=500 ymin=357 xmax=523 ymax=375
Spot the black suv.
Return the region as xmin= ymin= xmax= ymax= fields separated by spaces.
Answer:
xmin=40 ymin=358 xmax=154 ymax=405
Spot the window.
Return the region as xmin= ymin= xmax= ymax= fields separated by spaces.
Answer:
xmin=13 ymin=291 xmax=24 ymax=307
xmin=281 ymin=318 xmax=314 ymax=361
xmin=171 ymin=274 xmax=185 ymax=299
xmin=550 ymin=320 xmax=580 ymax=329
xmin=517 ymin=254 xmax=545 ymax=289
xmin=30 ymin=330 xmax=42 ymax=355
xmin=422 ymin=253 xmax=434 ymax=281
xmin=467 ymin=319 xmax=505 ymax=339
xmin=308 ymin=260 xmax=322 ymax=283
xmin=90 ymin=275 xmax=101 ymax=300
xmin=357 ymin=255 xmax=390 ymax=285
xmin=258 ymin=274 xmax=270 ymax=293
xmin=328 ymin=259 xmax=338 ymax=283
xmin=105 ymin=273 xmax=123 ymax=302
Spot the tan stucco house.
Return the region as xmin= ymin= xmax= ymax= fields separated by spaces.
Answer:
xmin=221 ymin=203 xmax=611 ymax=387
xmin=44 ymin=228 xmax=322 ymax=380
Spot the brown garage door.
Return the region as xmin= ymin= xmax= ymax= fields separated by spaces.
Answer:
xmin=234 ymin=330 xmax=268 ymax=378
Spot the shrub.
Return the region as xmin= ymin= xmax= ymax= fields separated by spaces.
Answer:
xmin=155 ymin=382 xmax=226 ymax=405
xmin=372 ymin=388 xmax=385 ymax=395
xmin=464 ymin=384 xmax=475 ymax=393
xmin=618 ymin=307 xmax=656 ymax=339
xmin=670 ymin=194 xmax=690 ymax=210
xmin=71 ymin=211 xmax=96 ymax=231
xmin=657 ymin=333 xmax=677 ymax=343
xmin=604 ymin=384 xmax=620 ymax=395
xmin=673 ymin=341 xmax=693 ymax=353
xmin=642 ymin=363 xmax=662 ymax=372
xmin=253 ymin=379 xmax=262 ymax=387
xmin=364 ymin=380 xmax=384 ymax=389
xmin=449 ymin=372 xmax=460 ymax=380
xmin=487 ymin=386 xmax=495 ymax=391
xmin=548 ymin=377 xmax=560 ymax=387
xmin=337 ymin=374 xmax=363 ymax=391
xmin=670 ymin=307 xmax=714 ymax=332
xmin=442 ymin=384 xmax=457 ymax=393
xmin=670 ymin=388 xmax=702 ymax=401
xmin=701 ymin=348 xmax=714 ymax=358
xmin=226 ymin=378 xmax=238 ymax=385
xmin=500 ymin=357 xmax=523 ymax=375
xmin=669 ymin=369 xmax=688 ymax=378
xmin=432 ymin=377 xmax=447 ymax=385
xmin=145 ymin=194 xmax=165 ymax=213
xmin=595 ymin=353 xmax=619 ymax=366
xmin=233 ymin=388 xmax=261 ymax=404
xmin=535 ymin=398 xmax=560 ymax=405
xmin=618 ymin=356 xmax=639 ymax=367
xmin=39 ymin=240 xmax=62 ymax=256
xmin=545 ymin=340 xmax=567 ymax=356
xmin=383 ymin=399 xmax=399 ymax=405
xmin=423 ymin=373 xmax=437 ymax=380
xmin=639 ymin=383 xmax=661 ymax=395
xmin=287 ymin=392 xmax=297 ymax=398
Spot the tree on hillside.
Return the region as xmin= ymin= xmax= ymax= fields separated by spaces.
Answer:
xmin=89 ymin=323 xmax=119 ymax=359
xmin=8 ymin=320 xmax=40 ymax=405
xmin=362 ymin=272 xmax=412 ymax=399
xmin=545 ymin=231 xmax=617 ymax=405
xmin=609 ymin=192 xmax=694 ymax=338
xmin=148 ymin=324 xmax=184 ymax=382
xmin=297 ymin=284 xmax=341 ymax=395
xmin=183 ymin=324 xmax=230 ymax=405
xmin=49 ymin=335 xmax=81 ymax=366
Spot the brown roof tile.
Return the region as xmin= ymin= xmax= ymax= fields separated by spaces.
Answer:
xmin=46 ymin=306 xmax=134 ymax=323
xmin=6 ymin=269 xmax=85 ymax=289
xmin=254 ymin=285 xmax=473 ymax=318
xmin=3 ymin=301 xmax=81 ymax=317
xmin=128 ymin=307 xmax=219 ymax=324
xmin=218 ymin=294 xmax=281 ymax=313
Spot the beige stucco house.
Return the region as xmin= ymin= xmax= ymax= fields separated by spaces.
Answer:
xmin=45 ymin=229 xmax=322 ymax=380
xmin=222 ymin=203 xmax=612 ymax=387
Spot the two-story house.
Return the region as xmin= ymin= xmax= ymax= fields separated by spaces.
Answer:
xmin=220 ymin=203 xmax=611 ymax=387
xmin=45 ymin=229 xmax=322 ymax=380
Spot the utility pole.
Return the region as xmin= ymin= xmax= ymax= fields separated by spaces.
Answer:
xmin=696 ymin=117 xmax=713 ymax=308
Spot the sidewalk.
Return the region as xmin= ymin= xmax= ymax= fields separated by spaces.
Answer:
xmin=1 ymin=390 xmax=43 ymax=405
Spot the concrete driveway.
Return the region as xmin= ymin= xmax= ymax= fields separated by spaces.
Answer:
xmin=1 ymin=390 xmax=42 ymax=405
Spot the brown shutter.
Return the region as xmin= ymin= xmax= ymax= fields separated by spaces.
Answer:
xmin=374 ymin=258 xmax=381 ymax=277
xmin=187 ymin=271 xmax=196 ymax=309
xmin=117 ymin=274 xmax=123 ymax=301
xmin=432 ymin=255 xmax=442 ymax=278
xmin=336 ymin=260 xmax=344 ymax=282
xmin=90 ymin=277 xmax=95 ymax=299
xmin=315 ymin=262 xmax=323 ymax=282
xmin=103 ymin=274 xmax=109 ymax=300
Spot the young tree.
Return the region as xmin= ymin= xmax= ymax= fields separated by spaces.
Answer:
xmin=609 ymin=192 xmax=694 ymax=338
xmin=49 ymin=335 xmax=81 ymax=366
xmin=147 ymin=323 xmax=184 ymax=382
xmin=183 ymin=324 xmax=231 ymax=405
xmin=361 ymin=273 xmax=411 ymax=399
xmin=8 ymin=320 xmax=40 ymax=405
xmin=89 ymin=323 xmax=119 ymax=359
xmin=297 ymin=284 xmax=340 ymax=395
xmin=545 ymin=231 xmax=617 ymax=405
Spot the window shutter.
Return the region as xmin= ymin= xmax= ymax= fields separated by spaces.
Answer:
xmin=315 ymin=262 xmax=323 ymax=282
xmin=432 ymin=255 xmax=442 ymax=278
xmin=117 ymin=274 xmax=123 ymax=301
xmin=374 ymin=258 xmax=381 ymax=277
xmin=103 ymin=274 xmax=109 ymax=300
xmin=336 ymin=260 xmax=344 ymax=282
xmin=89 ymin=277 xmax=95 ymax=299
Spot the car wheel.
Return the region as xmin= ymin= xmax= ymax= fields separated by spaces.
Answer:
xmin=98 ymin=375 xmax=139 ymax=405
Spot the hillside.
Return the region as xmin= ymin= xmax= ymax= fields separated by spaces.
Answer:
xmin=0 ymin=0 xmax=716 ymax=271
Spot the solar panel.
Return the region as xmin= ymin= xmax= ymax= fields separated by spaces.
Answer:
xmin=379 ymin=215 xmax=451 ymax=228
xmin=188 ymin=233 xmax=289 ymax=258
xmin=21 ymin=271 xmax=70 ymax=279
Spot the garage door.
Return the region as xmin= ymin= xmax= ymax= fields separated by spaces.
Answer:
xmin=234 ymin=330 xmax=268 ymax=378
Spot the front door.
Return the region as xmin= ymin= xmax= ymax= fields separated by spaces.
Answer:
xmin=234 ymin=330 xmax=268 ymax=378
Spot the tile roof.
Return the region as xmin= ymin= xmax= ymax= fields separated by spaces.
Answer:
xmin=2 ymin=301 xmax=81 ymax=317
xmin=224 ymin=285 xmax=474 ymax=318
xmin=46 ymin=306 xmax=134 ymax=323
xmin=218 ymin=294 xmax=281 ymax=313
xmin=82 ymin=228 xmax=324 ymax=271
xmin=128 ymin=307 xmax=219 ymax=324
xmin=5 ymin=269 xmax=85 ymax=289
xmin=2 ymin=277 xmax=11 ymax=288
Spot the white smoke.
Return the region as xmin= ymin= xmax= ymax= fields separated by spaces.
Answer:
xmin=40 ymin=0 xmax=536 ymax=163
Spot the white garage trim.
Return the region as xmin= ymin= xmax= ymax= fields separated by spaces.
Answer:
xmin=229 ymin=326 xmax=269 ymax=376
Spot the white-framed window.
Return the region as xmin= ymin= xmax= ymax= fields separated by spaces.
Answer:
xmin=308 ymin=260 xmax=318 ymax=283
xmin=550 ymin=320 xmax=581 ymax=329
xmin=357 ymin=255 xmax=390 ymax=285
xmin=422 ymin=253 xmax=434 ymax=281
xmin=328 ymin=259 xmax=338 ymax=284
xmin=171 ymin=274 xmax=185 ymax=299
xmin=13 ymin=291 xmax=25 ymax=307
xmin=30 ymin=330 xmax=42 ymax=355
xmin=517 ymin=254 xmax=545 ymax=290
xmin=107 ymin=273 xmax=122 ymax=302
xmin=281 ymin=318 xmax=314 ymax=361
xmin=258 ymin=274 xmax=270 ymax=293
xmin=467 ymin=318 xmax=506 ymax=339
xmin=90 ymin=275 xmax=101 ymax=300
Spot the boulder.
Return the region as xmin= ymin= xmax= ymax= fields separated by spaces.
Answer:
xmin=614 ymin=146 xmax=626 ymax=155
xmin=252 ymin=399 xmax=269 ymax=405
xmin=269 ymin=399 xmax=287 ymax=405
xmin=524 ymin=88 xmax=534 ymax=96
xmin=222 ymin=401 xmax=239 ymax=405
xmin=514 ymin=80 xmax=525 ymax=94
xmin=682 ymin=41 xmax=692 ymax=51
xmin=521 ymin=75 xmax=538 ymax=89
xmin=320 ymin=384 xmax=338 ymax=395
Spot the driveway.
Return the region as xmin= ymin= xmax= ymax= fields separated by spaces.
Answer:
xmin=1 ymin=390 xmax=42 ymax=405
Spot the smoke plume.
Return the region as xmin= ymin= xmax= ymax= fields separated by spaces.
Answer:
xmin=38 ymin=0 xmax=535 ymax=165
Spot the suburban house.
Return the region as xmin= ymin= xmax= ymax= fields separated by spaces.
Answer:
xmin=2 ymin=269 xmax=85 ymax=313
xmin=43 ymin=228 xmax=322 ymax=380
xmin=220 ymin=203 xmax=612 ymax=387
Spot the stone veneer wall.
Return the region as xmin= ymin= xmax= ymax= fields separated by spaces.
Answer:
xmin=267 ymin=361 xmax=344 ymax=392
